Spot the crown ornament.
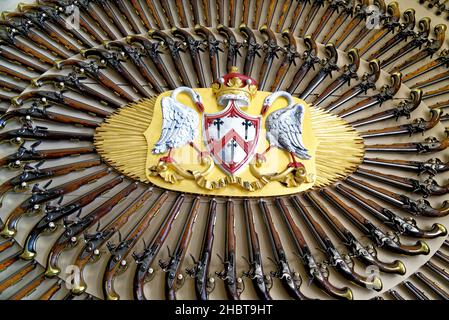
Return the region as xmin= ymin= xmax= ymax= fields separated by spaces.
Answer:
xmin=211 ymin=66 xmax=258 ymax=107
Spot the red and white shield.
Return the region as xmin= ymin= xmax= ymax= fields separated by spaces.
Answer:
xmin=203 ymin=102 xmax=261 ymax=175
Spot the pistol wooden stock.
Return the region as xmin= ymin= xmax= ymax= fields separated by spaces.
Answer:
xmin=21 ymin=173 xmax=122 ymax=261
xmin=72 ymin=188 xmax=154 ymax=295
xmin=346 ymin=176 xmax=449 ymax=218
xmin=360 ymin=108 xmax=442 ymax=139
xmin=216 ymin=199 xmax=241 ymax=300
xmin=402 ymin=49 xmax=449 ymax=83
xmin=160 ymin=197 xmax=200 ymax=300
xmin=415 ymin=271 xmax=449 ymax=300
xmin=8 ymin=273 xmax=46 ymax=300
xmin=45 ymin=182 xmax=139 ymax=278
xmin=300 ymin=0 xmax=325 ymax=37
xmin=188 ymin=199 xmax=217 ymax=300
xmin=291 ymin=196 xmax=383 ymax=291
xmin=242 ymin=200 xmax=272 ymax=300
xmin=103 ymin=191 xmax=168 ymax=300
xmin=304 ymin=192 xmax=407 ymax=275
xmin=276 ymin=198 xmax=353 ymax=299
xmin=1 ymin=167 xmax=109 ymax=239
xmin=38 ymin=280 xmax=62 ymax=300
xmin=0 ymin=261 xmax=36 ymax=295
xmin=258 ymin=199 xmax=310 ymax=300
xmin=133 ymin=194 xmax=185 ymax=300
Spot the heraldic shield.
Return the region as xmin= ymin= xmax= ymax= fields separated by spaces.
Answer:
xmin=203 ymin=102 xmax=261 ymax=176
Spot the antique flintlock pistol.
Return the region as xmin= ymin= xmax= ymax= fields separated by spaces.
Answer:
xmin=18 ymin=171 xmax=118 ymax=259
xmin=103 ymin=191 xmax=168 ymax=300
xmin=360 ymin=108 xmax=442 ymax=138
xmin=12 ymin=89 xmax=113 ymax=117
xmin=276 ymin=198 xmax=354 ymax=299
xmin=0 ymin=104 xmax=100 ymax=129
xmin=338 ymin=72 xmax=402 ymax=118
xmin=337 ymin=183 xmax=446 ymax=239
xmin=186 ymin=199 xmax=218 ymax=300
xmin=351 ymin=89 xmax=422 ymax=128
xmin=105 ymin=40 xmax=163 ymax=93
xmin=313 ymin=48 xmax=360 ymax=106
xmin=216 ymin=199 xmax=244 ymax=300
xmin=133 ymin=194 xmax=185 ymax=300
xmin=159 ymin=197 xmax=200 ymax=300
xmin=46 ymin=182 xmax=139 ymax=278
xmin=259 ymin=200 xmax=311 ymax=300
xmin=300 ymin=43 xmax=339 ymax=100
xmin=0 ymin=158 xmax=101 ymax=206
xmin=304 ymin=193 xmax=408 ymax=274
xmin=241 ymin=200 xmax=273 ymax=300
xmin=217 ymin=24 xmax=242 ymax=74
xmin=258 ymin=25 xmax=281 ymax=90
xmin=346 ymin=176 xmax=449 ymax=218
xmin=321 ymin=188 xmax=426 ymax=258
xmin=0 ymin=142 xmax=95 ymax=169
xmin=363 ymin=157 xmax=449 ymax=177
xmin=71 ymin=188 xmax=154 ymax=295
xmin=292 ymin=196 xmax=383 ymax=291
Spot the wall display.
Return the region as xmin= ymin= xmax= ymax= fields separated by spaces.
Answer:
xmin=0 ymin=0 xmax=448 ymax=301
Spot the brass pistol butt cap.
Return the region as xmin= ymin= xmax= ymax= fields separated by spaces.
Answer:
xmin=71 ymin=282 xmax=87 ymax=295
xmin=45 ymin=265 xmax=61 ymax=278
xmin=0 ymin=225 xmax=16 ymax=239
xmin=105 ymin=289 xmax=120 ymax=301
xmin=418 ymin=241 xmax=430 ymax=255
xmin=20 ymin=247 xmax=36 ymax=260
xmin=390 ymin=260 xmax=407 ymax=275
xmin=338 ymin=288 xmax=354 ymax=300
xmin=239 ymin=23 xmax=247 ymax=29
xmin=431 ymin=223 xmax=447 ymax=237
xmin=371 ymin=276 xmax=383 ymax=292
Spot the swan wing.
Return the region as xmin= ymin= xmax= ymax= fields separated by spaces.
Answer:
xmin=266 ymin=104 xmax=311 ymax=159
xmin=152 ymin=97 xmax=199 ymax=154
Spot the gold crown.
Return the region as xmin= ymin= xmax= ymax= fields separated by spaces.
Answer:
xmin=211 ymin=66 xmax=258 ymax=101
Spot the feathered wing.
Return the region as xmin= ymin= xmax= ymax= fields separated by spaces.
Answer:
xmin=152 ymin=97 xmax=199 ymax=154
xmin=265 ymin=104 xmax=311 ymax=160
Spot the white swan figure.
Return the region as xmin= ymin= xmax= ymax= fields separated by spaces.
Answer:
xmin=152 ymin=87 xmax=204 ymax=157
xmin=259 ymin=91 xmax=311 ymax=166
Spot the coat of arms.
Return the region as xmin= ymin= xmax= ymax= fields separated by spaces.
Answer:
xmin=96 ymin=67 xmax=364 ymax=197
